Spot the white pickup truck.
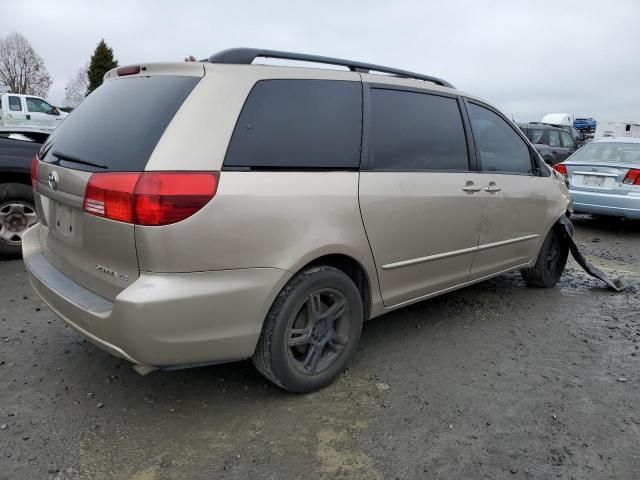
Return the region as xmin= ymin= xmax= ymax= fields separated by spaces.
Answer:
xmin=0 ymin=93 xmax=68 ymax=141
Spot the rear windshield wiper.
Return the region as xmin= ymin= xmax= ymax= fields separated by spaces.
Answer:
xmin=51 ymin=151 xmax=108 ymax=170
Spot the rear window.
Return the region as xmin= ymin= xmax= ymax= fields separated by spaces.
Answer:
xmin=40 ymin=75 xmax=200 ymax=172
xmin=569 ymin=142 xmax=640 ymax=164
xmin=224 ymin=79 xmax=362 ymax=169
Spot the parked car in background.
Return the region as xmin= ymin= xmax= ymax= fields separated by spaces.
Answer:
xmin=518 ymin=123 xmax=577 ymax=165
xmin=23 ymin=48 xmax=571 ymax=393
xmin=594 ymin=121 xmax=640 ymax=140
xmin=0 ymin=93 xmax=67 ymax=141
xmin=573 ymin=117 xmax=597 ymax=132
xmin=0 ymin=133 xmax=41 ymax=257
xmin=553 ymin=137 xmax=640 ymax=219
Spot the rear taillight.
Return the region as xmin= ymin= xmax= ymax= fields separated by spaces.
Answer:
xmin=83 ymin=172 xmax=219 ymax=226
xmin=84 ymin=173 xmax=139 ymax=222
xmin=623 ymin=168 xmax=640 ymax=185
xmin=30 ymin=156 xmax=38 ymax=190
xmin=134 ymin=172 xmax=218 ymax=226
xmin=553 ymin=163 xmax=567 ymax=176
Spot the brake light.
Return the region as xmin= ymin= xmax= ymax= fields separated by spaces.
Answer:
xmin=30 ymin=156 xmax=38 ymax=190
xmin=84 ymin=173 xmax=139 ymax=222
xmin=623 ymin=168 xmax=640 ymax=185
xmin=134 ymin=172 xmax=218 ymax=225
xmin=553 ymin=163 xmax=567 ymax=176
xmin=117 ymin=66 xmax=141 ymax=76
xmin=83 ymin=172 xmax=219 ymax=226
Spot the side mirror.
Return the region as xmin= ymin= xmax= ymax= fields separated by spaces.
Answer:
xmin=49 ymin=107 xmax=60 ymax=116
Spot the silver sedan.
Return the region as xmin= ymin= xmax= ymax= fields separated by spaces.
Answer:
xmin=554 ymin=137 xmax=640 ymax=219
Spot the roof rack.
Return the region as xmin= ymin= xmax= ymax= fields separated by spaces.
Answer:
xmin=206 ymin=48 xmax=455 ymax=89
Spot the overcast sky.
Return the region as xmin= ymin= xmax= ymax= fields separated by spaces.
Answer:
xmin=1 ymin=0 xmax=638 ymax=122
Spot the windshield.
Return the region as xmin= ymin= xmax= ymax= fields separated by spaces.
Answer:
xmin=569 ymin=142 xmax=640 ymax=164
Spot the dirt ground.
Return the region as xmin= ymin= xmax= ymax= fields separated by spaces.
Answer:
xmin=0 ymin=214 xmax=639 ymax=480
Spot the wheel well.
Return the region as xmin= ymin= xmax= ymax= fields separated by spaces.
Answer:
xmin=1 ymin=172 xmax=31 ymax=186
xmin=303 ymin=254 xmax=372 ymax=320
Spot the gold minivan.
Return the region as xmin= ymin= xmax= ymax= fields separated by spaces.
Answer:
xmin=23 ymin=49 xmax=571 ymax=392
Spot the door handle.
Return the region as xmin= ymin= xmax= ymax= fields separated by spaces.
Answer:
xmin=26 ymin=114 xmax=31 ymax=120
xmin=484 ymin=184 xmax=501 ymax=192
xmin=462 ymin=182 xmax=481 ymax=192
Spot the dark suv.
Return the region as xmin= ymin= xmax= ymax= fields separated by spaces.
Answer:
xmin=0 ymin=133 xmax=41 ymax=257
xmin=518 ymin=123 xmax=576 ymax=165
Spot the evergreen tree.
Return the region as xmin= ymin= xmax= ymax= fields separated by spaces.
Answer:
xmin=86 ymin=39 xmax=118 ymax=95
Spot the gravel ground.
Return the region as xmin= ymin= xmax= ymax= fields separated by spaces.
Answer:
xmin=0 ymin=215 xmax=639 ymax=480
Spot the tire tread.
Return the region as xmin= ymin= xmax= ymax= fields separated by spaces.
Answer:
xmin=521 ymin=224 xmax=569 ymax=288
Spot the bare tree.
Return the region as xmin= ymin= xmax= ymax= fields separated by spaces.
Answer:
xmin=0 ymin=32 xmax=52 ymax=97
xmin=64 ymin=67 xmax=89 ymax=108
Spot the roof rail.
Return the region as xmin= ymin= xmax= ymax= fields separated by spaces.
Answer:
xmin=206 ymin=48 xmax=455 ymax=89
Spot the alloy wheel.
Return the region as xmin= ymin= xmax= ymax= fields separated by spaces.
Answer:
xmin=286 ymin=288 xmax=351 ymax=375
xmin=0 ymin=201 xmax=38 ymax=245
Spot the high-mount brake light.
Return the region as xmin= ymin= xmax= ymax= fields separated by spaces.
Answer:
xmin=117 ymin=66 xmax=141 ymax=76
xmin=622 ymin=168 xmax=640 ymax=185
xmin=553 ymin=163 xmax=567 ymax=176
xmin=83 ymin=172 xmax=219 ymax=226
xmin=30 ymin=156 xmax=39 ymax=190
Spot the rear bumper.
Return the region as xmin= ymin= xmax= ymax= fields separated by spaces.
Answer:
xmin=22 ymin=226 xmax=290 ymax=368
xmin=570 ymin=189 xmax=640 ymax=219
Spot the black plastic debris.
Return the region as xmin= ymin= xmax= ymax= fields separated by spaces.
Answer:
xmin=560 ymin=215 xmax=637 ymax=291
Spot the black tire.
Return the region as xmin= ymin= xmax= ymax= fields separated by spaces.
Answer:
xmin=0 ymin=183 xmax=38 ymax=259
xmin=253 ymin=266 xmax=363 ymax=393
xmin=521 ymin=224 xmax=569 ymax=288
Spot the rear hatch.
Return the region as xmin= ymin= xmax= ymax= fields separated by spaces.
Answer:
xmin=33 ymin=65 xmax=203 ymax=300
xmin=564 ymin=141 xmax=640 ymax=195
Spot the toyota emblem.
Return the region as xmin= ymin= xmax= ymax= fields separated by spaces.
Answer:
xmin=48 ymin=171 xmax=59 ymax=190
